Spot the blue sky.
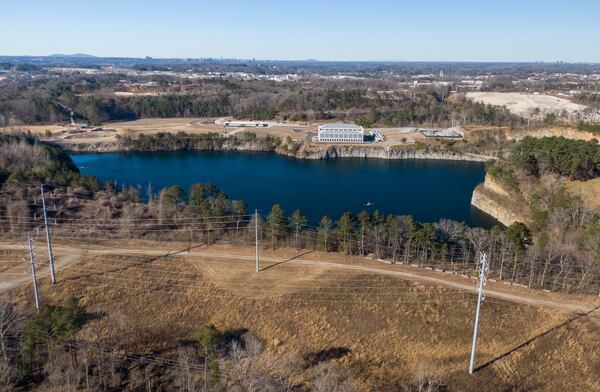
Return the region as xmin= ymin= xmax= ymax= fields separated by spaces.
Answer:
xmin=2 ymin=0 xmax=599 ymax=61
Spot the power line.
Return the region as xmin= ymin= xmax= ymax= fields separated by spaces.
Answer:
xmin=62 ymin=275 xmax=481 ymax=304
xmin=53 ymin=257 xmax=475 ymax=294
xmin=3 ymin=237 xmax=597 ymax=291
xmin=3 ymin=233 xmax=599 ymax=289
xmin=3 ymin=210 xmax=599 ymax=294
xmin=43 ymin=250 xmax=472 ymax=288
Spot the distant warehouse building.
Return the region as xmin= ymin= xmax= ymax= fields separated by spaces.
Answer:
xmin=317 ymin=124 xmax=364 ymax=143
xmin=223 ymin=121 xmax=268 ymax=127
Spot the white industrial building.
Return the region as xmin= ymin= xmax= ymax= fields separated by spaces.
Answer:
xmin=421 ymin=129 xmax=464 ymax=138
xmin=317 ymin=123 xmax=364 ymax=143
xmin=223 ymin=121 xmax=268 ymax=127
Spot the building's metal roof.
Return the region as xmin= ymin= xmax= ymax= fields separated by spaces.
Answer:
xmin=318 ymin=123 xmax=363 ymax=130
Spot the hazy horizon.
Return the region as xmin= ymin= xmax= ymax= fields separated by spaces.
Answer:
xmin=3 ymin=53 xmax=600 ymax=65
xmin=3 ymin=0 xmax=600 ymax=63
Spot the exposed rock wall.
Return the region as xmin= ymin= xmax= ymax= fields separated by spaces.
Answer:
xmin=506 ymin=127 xmax=598 ymax=142
xmin=295 ymin=144 xmax=493 ymax=161
xmin=470 ymin=174 xmax=527 ymax=226
xmin=61 ymin=140 xmax=495 ymax=162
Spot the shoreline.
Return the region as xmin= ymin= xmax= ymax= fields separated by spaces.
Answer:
xmin=64 ymin=140 xmax=503 ymax=228
xmin=57 ymin=139 xmax=495 ymax=163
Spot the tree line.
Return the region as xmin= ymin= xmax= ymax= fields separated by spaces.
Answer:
xmin=116 ymin=131 xmax=282 ymax=152
xmin=0 ymin=72 xmax=522 ymax=128
xmin=261 ymin=204 xmax=597 ymax=294
xmin=510 ymin=136 xmax=600 ymax=180
xmin=4 ymin=179 xmax=598 ymax=296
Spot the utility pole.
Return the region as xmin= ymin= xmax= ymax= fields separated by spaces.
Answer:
xmin=27 ymin=234 xmax=41 ymax=311
xmin=469 ymin=251 xmax=488 ymax=374
xmin=188 ymin=225 xmax=192 ymax=255
xmin=255 ymin=209 xmax=259 ymax=273
xmin=40 ymin=183 xmax=56 ymax=284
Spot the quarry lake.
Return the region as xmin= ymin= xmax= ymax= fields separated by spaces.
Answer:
xmin=71 ymin=151 xmax=498 ymax=228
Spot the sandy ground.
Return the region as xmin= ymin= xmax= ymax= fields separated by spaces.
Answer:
xmin=466 ymin=92 xmax=589 ymax=116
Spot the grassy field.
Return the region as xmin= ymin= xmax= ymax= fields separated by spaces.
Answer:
xmin=5 ymin=241 xmax=600 ymax=391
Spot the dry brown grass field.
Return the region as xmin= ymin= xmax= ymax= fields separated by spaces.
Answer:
xmin=3 ymin=240 xmax=600 ymax=391
xmin=0 ymin=117 xmax=314 ymax=143
xmin=0 ymin=117 xmax=434 ymax=147
xmin=565 ymin=178 xmax=600 ymax=210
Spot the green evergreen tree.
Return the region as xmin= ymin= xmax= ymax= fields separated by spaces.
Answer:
xmin=267 ymin=204 xmax=287 ymax=249
xmin=318 ymin=216 xmax=333 ymax=252
xmin=336 ymin=212 xmax=355 ymax=255
xmin=289 ymin=209 xmax=307 ymax=250
xmin=195 ymin=324 xmax=221 ymax=390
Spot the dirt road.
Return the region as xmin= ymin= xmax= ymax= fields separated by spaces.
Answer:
xmin=1 ymin=242 xmax=598 ymax=314
xmin=0 ymin=249 xmax=82 ymax=291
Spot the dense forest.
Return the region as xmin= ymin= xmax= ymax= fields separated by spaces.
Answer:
xmin=510 ymin=136 xmax=600 ymax=180
xmin=0 ymin=74 xmax=521 ymax=128
xmin=116 ymin=131 xmax=284 ymax=152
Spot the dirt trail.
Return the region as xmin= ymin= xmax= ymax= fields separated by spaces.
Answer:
xmin=0 ymin=249 xmax=81 ymax=291
xmin=1 ymin=242 xmax=598 ymax=314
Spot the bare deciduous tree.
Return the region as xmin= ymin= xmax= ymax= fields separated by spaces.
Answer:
xmin=177 ymin=346 xmax=202 ymax=392
xmin=0 ymin=300 xmax=20 ymax=363
xmin=312 ymin=362 xmax=355 ymax=392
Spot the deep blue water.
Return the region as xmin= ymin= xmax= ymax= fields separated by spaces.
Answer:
xmin=70 ymin=151 xmax=498 ymax=228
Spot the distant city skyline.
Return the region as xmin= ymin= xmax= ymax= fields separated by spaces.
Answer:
xmin=3 ymin=0 xmax=600 ymax=62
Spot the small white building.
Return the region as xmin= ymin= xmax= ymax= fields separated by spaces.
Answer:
xmin=421 ymin=128 xmax=464 ymax=139
xmin=317 ymin=123 xmax=364 ymax=143
xmin=223 ymin=121 xmax=268 ymax=128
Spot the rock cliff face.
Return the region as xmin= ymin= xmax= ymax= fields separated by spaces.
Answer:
xmin=59 ymin=141 xmax=121 ymax=152
xmin=61 ymin=140 xmax=494 ymax=162
xmin=291 ymin=144 xmax=493 ymax=161
xmin=506 ymin=127 xmax=598 ymax=142
xmin=470 ymin=174 xmax=527 ymax=226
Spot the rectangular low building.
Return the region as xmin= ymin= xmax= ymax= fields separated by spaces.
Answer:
xmin=421 ymin=129 xmax=464 ymax=138
xmin=317 ymin=123 xmax=364 ymax=143
xmin=223 ymin=121 xmax=268 ymax=127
